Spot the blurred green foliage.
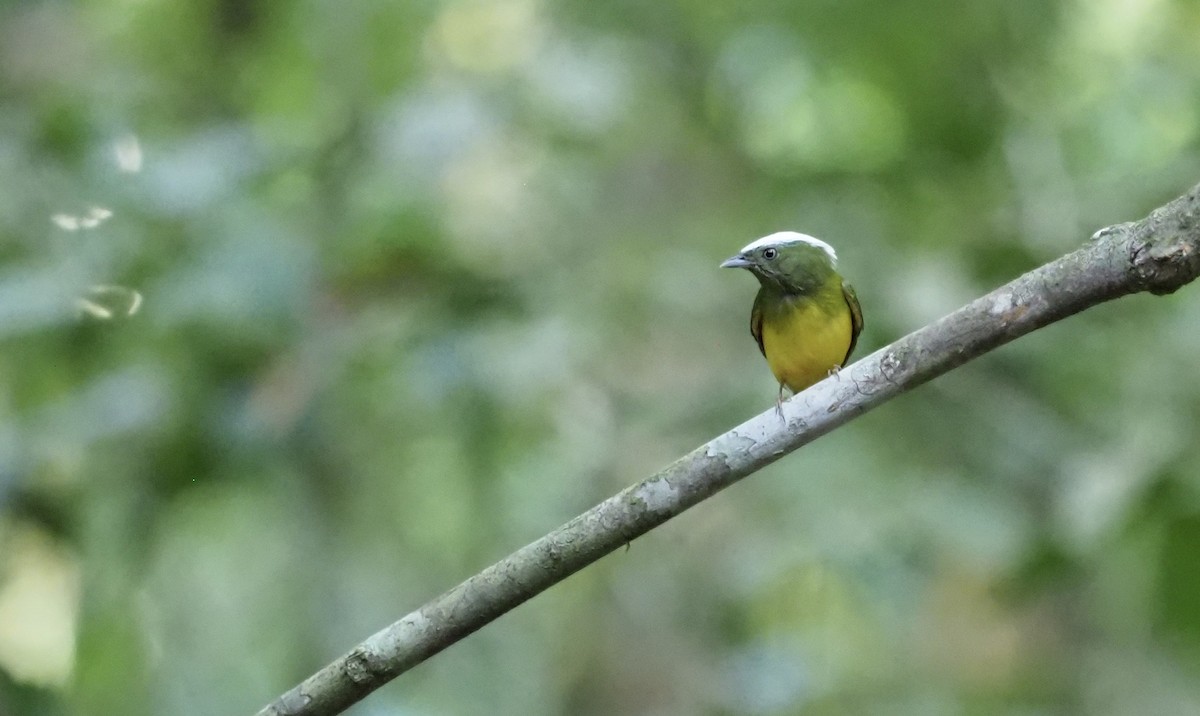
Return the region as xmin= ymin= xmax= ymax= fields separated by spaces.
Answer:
xmin=2 ymin=0 xmax=1200 ymax=714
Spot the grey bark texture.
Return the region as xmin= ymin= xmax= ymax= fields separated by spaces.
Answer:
xmin=257 ymin=182 xmax=1200 ymax=716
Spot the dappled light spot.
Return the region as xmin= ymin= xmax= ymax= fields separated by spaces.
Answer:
xmin=0 ymin=525 xmax=80 ymax=688
xmin=114 ymin=133 xmax=143 ymax=173
xmin=710 ymin=26 xmax=906 ymax=173
xmin=440 ymin=138 xmax=549 ymax=276
xmin=50 ymin=206 xmax=112 ymax=231
xmin=521 ymin=37 xmax=630 ymax=136
xmin=76 ymin=284 xmax=142 ymax=320
xmin=428 ymin=0 xmax=542 ymax=75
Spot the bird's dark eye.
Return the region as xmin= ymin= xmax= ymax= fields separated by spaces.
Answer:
xmin=762 ymin=247 xmax=778 ymax=260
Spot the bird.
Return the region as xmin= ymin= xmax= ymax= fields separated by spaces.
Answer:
xmin=721 ymin=232 xmax=863 ymax=407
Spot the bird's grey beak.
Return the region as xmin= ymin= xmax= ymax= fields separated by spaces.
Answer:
xmin=720 ymin=254 xmax=751 ymax=269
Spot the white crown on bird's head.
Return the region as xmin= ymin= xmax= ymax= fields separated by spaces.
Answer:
xmin=738 ymin=232 xmax=837 ymax=264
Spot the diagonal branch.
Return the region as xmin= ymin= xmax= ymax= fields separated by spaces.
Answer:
xmin=257 ymin=182 xmax=1200 ymax=716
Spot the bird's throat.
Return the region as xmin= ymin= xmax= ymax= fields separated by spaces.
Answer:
xmin=758 ymin=272 xmax=844 ymax=316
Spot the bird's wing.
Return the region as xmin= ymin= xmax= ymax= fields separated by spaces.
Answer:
xmin=841 ymin=280 xmax=864 ymax=365
xmin=750 ymin=290 xmax=767 ymax=358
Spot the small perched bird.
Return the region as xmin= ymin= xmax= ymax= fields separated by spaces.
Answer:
xmin=722 ymin=232 xmax=863 ymax=404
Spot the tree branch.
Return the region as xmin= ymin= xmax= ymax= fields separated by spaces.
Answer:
xmin=257 ymin=182 xmax=1200 ymax=716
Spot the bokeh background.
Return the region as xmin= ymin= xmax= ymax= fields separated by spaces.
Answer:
xmin=3 ymin=0 xmax=1200 ymax=714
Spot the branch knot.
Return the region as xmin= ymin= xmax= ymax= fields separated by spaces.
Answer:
xmin=1130 ymin=233 xmax=1200 ymax=296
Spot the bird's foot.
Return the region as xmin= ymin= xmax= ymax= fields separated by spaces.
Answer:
xmin=775 ymin=384 xmax=787 ymax=421
xmin=827 ymin=365 xmax=843 ymax=381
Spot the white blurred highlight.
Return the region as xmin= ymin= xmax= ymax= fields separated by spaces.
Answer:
xmin=0 ymin=527 xmax=80 ymax=687
xmin=114 ymin=134 xmax=143 ymax=173
xmin=50 ymin=214 xmax=80 ymax=231
xmin=51 ymin=206 xmax=113 ymax=231
xmin=77 ymin=285 xmax=143 ymax=320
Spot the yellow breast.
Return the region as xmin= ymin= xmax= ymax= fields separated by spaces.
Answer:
xmin=761 ymin=298 xmax=853 ymax=393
